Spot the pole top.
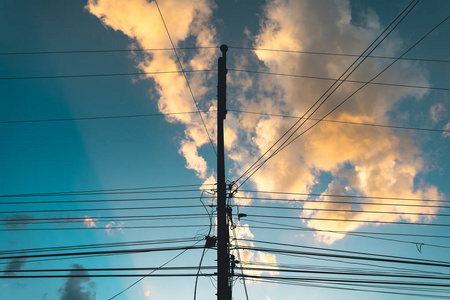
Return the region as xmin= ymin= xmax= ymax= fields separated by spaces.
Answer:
xmin=220 ymin=44 xmax=228 ymax=53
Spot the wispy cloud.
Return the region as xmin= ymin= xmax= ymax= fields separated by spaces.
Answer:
xmin=83 ymin=217 xmax=97 ymax=228
xmin=105 ymin=221 xmax=124 ymax=236
xmin=430 ymin=103 xmax=446 ymax=123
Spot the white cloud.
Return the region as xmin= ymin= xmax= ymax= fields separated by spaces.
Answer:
xmin=83 ymin=217 xmax=97 ymax=228
xmin=443 ymin=122 xmax=450 ymax=138
xmin=105 ymin=221 xmax=124 ymax=236
xmin=430 ymin=103 xmax=446 ymax=123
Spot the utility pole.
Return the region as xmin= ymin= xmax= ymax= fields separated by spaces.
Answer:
xmin=216 ymin=44 xmax=231 ymax=300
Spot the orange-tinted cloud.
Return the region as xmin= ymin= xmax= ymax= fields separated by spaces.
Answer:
xmin=225 ymin=0 xmax=442 ymax=243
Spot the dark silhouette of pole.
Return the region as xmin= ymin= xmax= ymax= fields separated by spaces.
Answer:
xmin=217 ymin=44 xmax=231 ymax=300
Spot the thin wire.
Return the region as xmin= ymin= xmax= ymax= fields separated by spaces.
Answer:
xmin=0 ymin=224 xmax=209 ymax=232
xmin=238 ymin=189 xmax=450 ymax=204
xmin=228 ymin=46 xmax=450 ymax=63
xmin=1 ymin=273 xmax=215 ymax=279
xmin=0 ymin=245 xmax=204 ymax=261
xmin=154 ymin=0 xmax=217 ymax=156
xmin=228 ymin=69 xmax=449 ymax=91
xmin=0 ymin=111 xmax=208 ymax=124
xmin=229 ymin=109 xmax=450 ymax=133
xmin=235 ymin=221 xmax=450 ymax=239
xmin=237 ymin=239 xmax=449 ymax=264
xmin=2 ymin=214 xmax=210 ymax=226
xmin=243 ymin=214 xmax=450 ymax=227
xmin=235 ymin=246 xmax=450 ymax=268
xmin=0 ymin=237 xmax=198 ymax=255
xmin=108 ymin=240 xmax=203 ymax=300
xmin=0 ymin=46 xmax=218 ymax=56
xmin=234 ymin=204 xmax=450 ymax=217
xmin=0 ymin=189 xmax=207 ymax=198
xmin=0 ymin=198 xmax=210 ymax=205
xmin=0 ymin=183 xmax=214 ymax=198
xmin=235 ymin=196 xmax=450 ymax=209
xmin=3 ymin=46 xmax=448 ymax=64
xmin=0 ymin=69 xmax=213 ymax=80
xmin=251 ymin=278 xmax=450 ymax=299
xmin=0 ymin=206 xmax=211 ymax=215
xmin=241 ymin=220 xmax=450 ymax=249
xmin=4 ymin=266 xmax=216 ymax=273
xmin=238 ymin=274 xmax=450 ymax=287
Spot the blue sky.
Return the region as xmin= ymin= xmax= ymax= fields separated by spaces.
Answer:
xmin=1 ymin=0 xmax=449 ymax=299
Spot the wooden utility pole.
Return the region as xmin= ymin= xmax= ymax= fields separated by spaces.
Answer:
xmin=216 ymin=44 xmax=231 ymax=300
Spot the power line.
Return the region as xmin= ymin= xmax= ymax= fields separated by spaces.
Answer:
xmin=252 ymin=278 xmax=450 ymax=299
xmin=0 ymin=69 xmax=212 ymax=80
xmin=0 ymin=198 xmax=211 ymax=205
xmin=235 ymin=246 xmax=450 ymax=268
xmin=229 ymin=109 xmax=450 ymax=134
xmin=228 ymin=46 xmax=450 ymax=63
xmin=2 ymin=46 xmax=447 ymax=64
xmin=1 ymin=273 xmax=215 ymax=279
xmin=235 ymin=204 xmax=450 ymax=217
xmin=240 ymin=220 xmax=450 ymax=249
xmin=0 ymin=189 xmax=209 ymax=199
xmin=0 ymin=237 xmax=199 ymax=255
xmin=237 ymin=222 xmax=450 ymax=239
xmin=0 ymin=245 xmax=205 ymax=261
xmin=243 ymin=214 xmax=450 ymax=227
xmin=3 ymin=266 xmax=216 ymax=273
xmin=234 ymin=196 xmax=450 ymax=209
xmin=0 ymin=206 xmax=211 ymax=215
xmin=0 ymin=224 xmax=209 ymax=232
xmin=237 ymin=239 xmax=450 ymax=265
xmin=238 ymin=267 xmax=450 ymax=280
xmin=2 ymin=45 xmax=444 ymax=63
xmin=0 ymin=46 xmax=218 ymax=56
xmin=1 ymin=214 xmax=211 ymax=226
xmin=0 ymin=183 xmax=214 ymax=198
xmin=0 ymin=111 xmax=204 ymax=124
xmin=229 ymin=69 xmax=450 ymax=91
xmin=239 ymin=274 xmax=450 ymax=287
xmin=239 ymin=276 xmax=450 ymax=298
xmin=238 ymin=189 xmax=450 ymax=204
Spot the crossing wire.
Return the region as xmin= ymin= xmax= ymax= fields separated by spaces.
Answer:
xmin=240 ymin=14 xmax=450 ymax=186
xmin=227 ymin=46 xmax=450 ymax=63
xmin=0 ymin=69 xmax=213 ymax=80
xmin=228 ymin=69 xmax=450 ymax=91
xmin=0 ymin=183 xmax=214 ymax=198
xmin=233 ymin=0 xmax=421 ymax=188
xmin=154 ymin=0 xmax=217 ymax=156
xmin=229 ymin=110 xmax=450 ymax=133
